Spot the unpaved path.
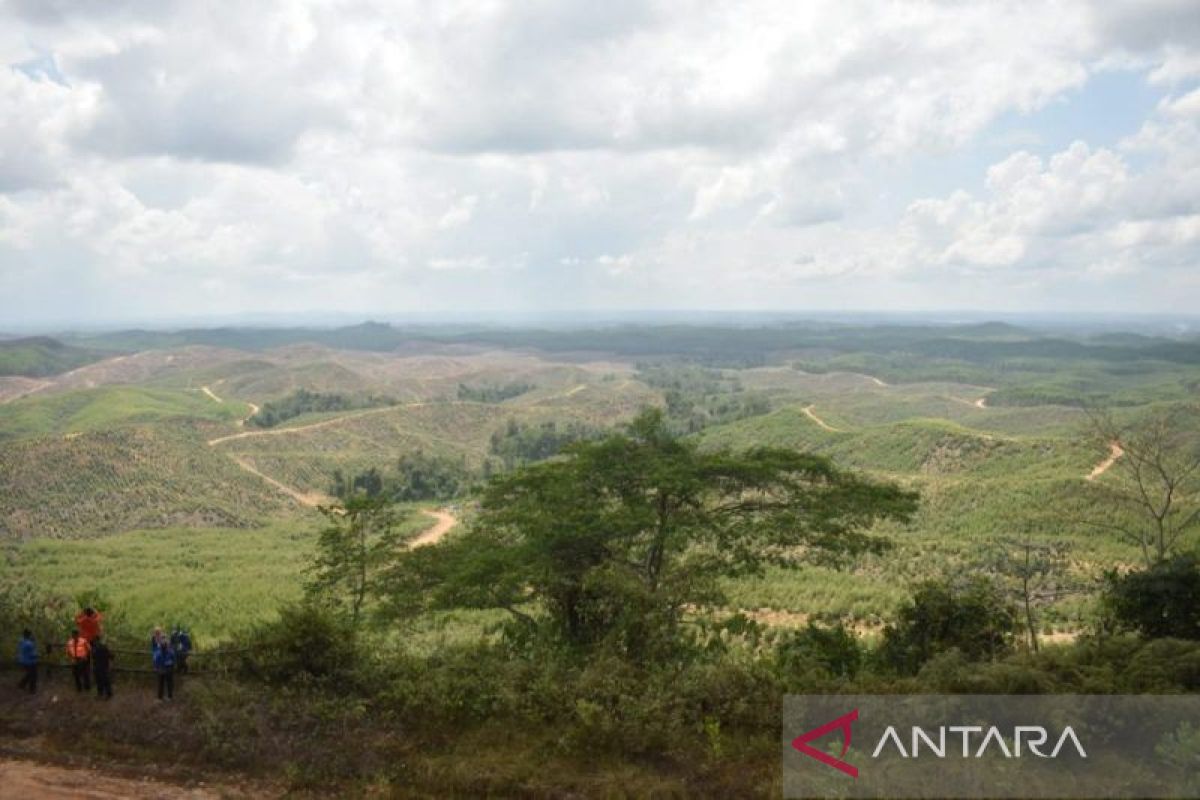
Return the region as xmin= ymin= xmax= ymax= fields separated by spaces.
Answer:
xmin=802 ymin=404 xmax=844 ymax=433
xmin=1086 ymin=442 xmax=1124 ymax=481
xmin=207 ymin=403 xmax=425 ymax=446
xmin=411 ymin=509 xmax=458 ymax=547
xmin=230 ymin=456 xmax=330 ymax=507
xmin=0 ymin=758 xmax=233 ymax=799
xmin=200 ymin=385 xmax=223 ymax=403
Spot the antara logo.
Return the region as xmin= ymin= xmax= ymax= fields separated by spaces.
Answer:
xmin=791 ymin=710 xmax=1088 ymax=779
xmin=791 ymin=709 xmax=860 ymax=778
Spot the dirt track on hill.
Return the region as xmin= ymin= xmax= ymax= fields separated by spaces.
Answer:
xmin=1086 ymin=442 xmax=1124 ymax=480
xmin=206 ymin=403 xmax=429 ymax=446
xmin=802 ymin=404 xmax=844 ymax=433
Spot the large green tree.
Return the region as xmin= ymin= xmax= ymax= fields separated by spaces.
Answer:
xmin=385 ymin=409 xmax=917 ymax=654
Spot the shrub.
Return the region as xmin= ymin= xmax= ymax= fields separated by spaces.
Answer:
xmin=1103 ymin=555 xmax=1200 ymax=640
xmin=775 ymin=622 xmax=863 ymax=681
xmin=878 ymin=578 xmax=1017 ymax=674
xmin=246 ymin=603 xmax=360 ymax=688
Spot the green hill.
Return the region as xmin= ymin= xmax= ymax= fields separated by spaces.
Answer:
xmin=0 ymin=424 xmax=296 ymax=539
xmin=0 ymin=336 xmax=106 ymax=377
xmin=0 ymin=385 xmax=244 ymax=441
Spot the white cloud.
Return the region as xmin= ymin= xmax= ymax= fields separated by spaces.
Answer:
xmin=0 ymin=0 xmax=1198 ymax=322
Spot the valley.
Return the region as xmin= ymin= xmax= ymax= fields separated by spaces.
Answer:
xmin=2 ymin=320 xmax=1196 ymax=642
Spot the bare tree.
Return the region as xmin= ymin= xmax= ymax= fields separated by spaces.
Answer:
xmin=1082 ymin=407 xmax=1200 ymax=568
xmin=985 ymin=537 xmax=1075 ymax=652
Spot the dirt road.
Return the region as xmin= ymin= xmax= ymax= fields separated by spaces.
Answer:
xmin=1086 ymin=442 xmax=1124 ymax=480
xmin=230 ymin=456 xmax=331 ymax=507
xmin=200 ymin=385 xmax=223 ymax=404
xmin=802 ymin=404 xmax=844 ymax=433
xmin=206 ymin=403 xmax=426 ymax=446
xmin=411 ymin=508 xmax=458 ymax=546
xmin=0 ymin=758 xmax=237 ymax=799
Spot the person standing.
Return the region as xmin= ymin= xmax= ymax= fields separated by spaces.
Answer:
xmin=65 ymin=630 xmax=91 ymax=692
xmin=75 ymin=607 xmax=103 ymax=644
xmin=91 ymin=636 xmax=114 ymax=700
xmin=153 ymin=640 xmax=176 ymax=701
xmin=16 ymin=629 xmax=38 ymax=694
xmin=175 ymin=627 xmax=192 ymax=674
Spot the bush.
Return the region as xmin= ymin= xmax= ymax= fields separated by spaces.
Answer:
xmin=1119 ymin=638 xmax=1200 ymax=691
xmin=878 ymin=578 xmax=1017 ymax=674
xmin=246 ymin=603 xmax=360 ymax=688
xmin=1103 ymin=555 xmax=1200 ymax=640
xmin=775 ymin=622 xmax=863 ymax=681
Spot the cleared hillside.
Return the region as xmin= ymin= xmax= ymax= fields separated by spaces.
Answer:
xmin=0 ymin=425 xmax=296 ymax=538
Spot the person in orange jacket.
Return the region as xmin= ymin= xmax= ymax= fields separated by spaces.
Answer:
xmin=65 ymin=630 xmax=91 ymax=692
xmin=75 ymin=607 xmax=103 ymax=643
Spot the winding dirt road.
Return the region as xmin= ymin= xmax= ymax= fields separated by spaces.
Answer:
xmin=410 ymin=509 xmax=458 ymax=547
xmin=206 ymin=403 xmax=426 ymax=446
xmin=1086 ymin=442 xmax=1124 ymax=481
xmin=802 ymin=404 xmax=844 ymax=433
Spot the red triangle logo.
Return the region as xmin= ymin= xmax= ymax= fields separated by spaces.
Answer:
xmin=791 ymin=708 xmax=859 ymax=778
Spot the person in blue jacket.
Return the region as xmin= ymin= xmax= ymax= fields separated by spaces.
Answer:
xmin=153 ymin=640 xmax=176 ymax=700
xmin=17 ymin=629 xmax=38 ymax=694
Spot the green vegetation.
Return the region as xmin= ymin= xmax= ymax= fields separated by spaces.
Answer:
xmin=487 ymin=417 xmax=601 ymax=468
xmin=639 ymin=363 xmax=772 ymax=432
xmin=0 ymin=336 xmax=104 ymax=377
xmin=456 ymin=380 xmax=534 ymax=402
xmin=0 ymin=385 xmax=243 ymax=440
xmin=249 ymin=388 xmax=397 ymax=428
xmin=4 ymin=334 xmax=1200 ymax=795
xmin=0 ymin=522 xmax=316 ymax=641
xmin=0 ymin=425 xmax=294 ymax=538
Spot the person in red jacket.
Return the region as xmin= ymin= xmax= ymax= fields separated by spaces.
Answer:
xmin=65 ymin=630 xmax=91 ymax=692
xmin=75 ymin=607 xmax=103 ymax=643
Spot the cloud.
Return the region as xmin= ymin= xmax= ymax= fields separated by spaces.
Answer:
xmin=0 ymin=0 xmax=1198 ymax=323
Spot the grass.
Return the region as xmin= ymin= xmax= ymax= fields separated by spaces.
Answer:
xmin=0 ymin=507 xmax=435 ymax=644
xmin=0 ymin=385 xmax=243 ymax=441
xmin=0 ymin=336 xmax=105 ymax=377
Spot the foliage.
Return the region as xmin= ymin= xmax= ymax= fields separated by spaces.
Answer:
xmin=247 ymin=602 xmax=360 ymax=686
xmin=982 ymin=537 xmax=1075 ymax=652
xmin=774 ymin=622 xmax=863 ymax=679
xmin=488 ymin=417 xmax=601 ymax=468
xmin=879 ymin=578 xmax=1017 ymax=674
xmin=249 ymin=388 xmax=396 ymax=428
xmin=638 ymin=363 xmax=772 ymax=433
xmin=1102 ymin=555 xmax=1200 ymax=640
xmin=391 ymin=449 xmax=473 ymax=501
xmin=386 ymin=408 xmax=916 ymax=656
xmin=0 ymin=336 xmax=104 ymax=377
xmin=457 ymin=381 xmax=534 ymax=403
xmin=1082 ymin=406 xmax=1200 ymax=567
xmin=307 ymin=496 xmax=404 ymax=625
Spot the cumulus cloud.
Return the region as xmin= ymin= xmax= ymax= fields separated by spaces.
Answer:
xmin=0 ymin=0 xmax=1198 ymax=323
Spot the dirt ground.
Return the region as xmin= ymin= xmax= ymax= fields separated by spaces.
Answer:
xmin=0 ymin=757 xmax=240 ymax=799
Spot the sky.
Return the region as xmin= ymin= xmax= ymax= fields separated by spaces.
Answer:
xmin=1 ymin=0 xmax=1199 ymax=327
